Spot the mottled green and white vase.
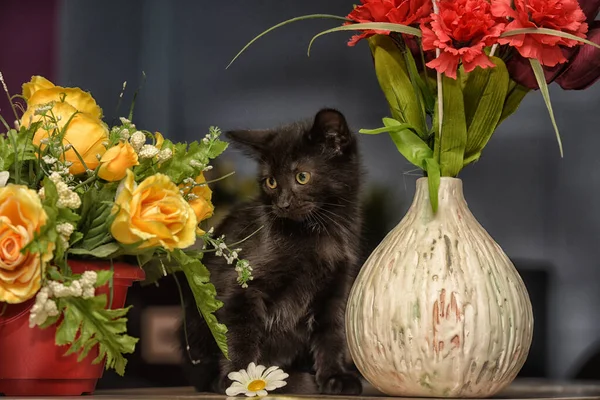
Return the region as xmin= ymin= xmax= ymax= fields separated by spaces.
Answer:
xmin=346 ymin=177 xmax=533 ymax=398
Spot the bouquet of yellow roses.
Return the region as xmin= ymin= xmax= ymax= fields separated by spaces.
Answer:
xmin=0 ymin=75 xmax=245 ymax=376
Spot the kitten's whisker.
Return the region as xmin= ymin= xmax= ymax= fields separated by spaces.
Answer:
xmin=312 ymin=210 xmax=330 ymax=236
xmin=315 ymin=208 xmax=345 ymax=234
xmin=319 ymin=202 xmax=347 ymax=208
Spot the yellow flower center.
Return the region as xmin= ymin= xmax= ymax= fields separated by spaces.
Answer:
xmin=247 ymin=379 xmax=266 ymax=392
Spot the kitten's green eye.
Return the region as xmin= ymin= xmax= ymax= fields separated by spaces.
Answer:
xmin=295 ymin=172 xmax=311 ymax=185
xmin=266 ymin=177 xmax=277 ymax=189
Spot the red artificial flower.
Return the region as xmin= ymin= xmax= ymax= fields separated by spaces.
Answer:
xmin=421 ymin=0 xmax=506 ymax=79
xmin=503 ymin=0 xmax=600 ymax=90
xmin=345 ymin=0 xmax=432 ymax=46
xmin=492 ymin=0 xmax=588 ymax=67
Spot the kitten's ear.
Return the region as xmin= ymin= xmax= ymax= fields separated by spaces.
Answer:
xmin=225 ymin=129 xmax=275 ymax=157
xmin=307 ymin=108 xmax=352 ymax=155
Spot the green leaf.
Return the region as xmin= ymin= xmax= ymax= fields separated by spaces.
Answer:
xmin=68 ymin=242 xmax=121 ymax=258
xmin=438 ymin=75 xmax=467 ymax=177
xmin=308 ymin=22 xmax=422 ymax=55
xmin=359 ymin=122 xmax=415 ymax=135
xmin=172 ymin=249 xmax=228 ymax=359
xmin=463 ymin=57 xmax=510 ymax=165
xmin=361 ymin=118 xmax=433 ymax=169
xmin=368 ymin=35 xmax=427 ymax=137
xmin=226 ymin=14 xmax=349 ymax=69
xmin=501 ymin=28 xmax=600 ymax=50
xmin=95 ymin=270 xmax=113 ymax=287
xmin=424 ymin=158 xmax=441 ymax=213
xmin=498 ymin=81 xmax=530 ymax=126
xmin=401 ymin=39 xmax=429 ymax=134
xmin=159 ymin=140 xmax=228 ymax=184
xmin=530 ymin=58 xmax=563 ymax=157
xmin=52 ymin=296 xmax=138 ymax=376
xmin=0 ymin=134 xmax=14 ymax=171
xmin=77 ymin=185 xmax=118 ymax=251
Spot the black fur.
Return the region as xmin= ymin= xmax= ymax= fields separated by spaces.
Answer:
xmin=179 ymin=109 xmax=364 ymax=395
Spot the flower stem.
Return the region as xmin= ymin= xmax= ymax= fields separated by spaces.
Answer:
xmin=0 ymin=71 xmax=20 ymax=123
xmin=432 ymin=0 xmax=443 ymax=160
xmin=73 ymin=173 xmax=98 ymax=190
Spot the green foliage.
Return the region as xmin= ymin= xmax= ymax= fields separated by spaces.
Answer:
xmin=437 ymin=75 xmax=467 ymax=177
xmin=55 ymin=294 xmax=137 ymax=376
xmin=76 ymin=185 xmax=118 ymax=251
xmin=463 ymin=57 xmax=509 ymax=166
xmin=369 ymin=35 xmax=427 ymax=138
xmin=172 ymin=249 xmax=228 ymax=359
xmin=530 ymin=58 xmax=563 ymax=156
xmin=158 ymin=129 xmax=228 ymax=184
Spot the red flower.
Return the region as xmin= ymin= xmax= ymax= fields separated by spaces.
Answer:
xmin=346 ymin=0 xmax=432 ymax=46
xmin=492 ymin=0 xmax=588 ymax=67
xmin=421 ymin=0 xmax=506 ymax=79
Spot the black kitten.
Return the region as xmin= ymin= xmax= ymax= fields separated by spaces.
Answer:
xmin=180 ymin=109 xmax=364 ymax=395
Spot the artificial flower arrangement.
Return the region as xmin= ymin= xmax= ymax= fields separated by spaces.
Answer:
xmin=230 ymin=0 xmax=600 ymax=211
xmin=0 ymin=75 xmax=253 ymax=377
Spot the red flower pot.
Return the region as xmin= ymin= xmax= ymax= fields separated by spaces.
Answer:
xmin=0 ymin=260 xmax=145 ymax=396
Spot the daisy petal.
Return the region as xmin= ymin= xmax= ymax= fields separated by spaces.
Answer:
xmin=226 ymin=383 xmax=247 ymax=396
xmin=255 ymin=364 xmax=266 ymax=377
xmin=245 ymin=390 xmax=257 ymax=397
xmin=247 ymin=362 xmax=257 ymax=379
xmin=256 ymin=390 xmax=268 ymax=397
xmin=266 ymin=370 xmax=289 ymax=382
xmin=228 ymin=371 xmax=245 ymax=383
xmin=262 ymin=366 xmax=280 ymax=379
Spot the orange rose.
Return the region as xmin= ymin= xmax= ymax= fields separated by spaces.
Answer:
xmin=181 ymin=173 xmax=214 ymax=234
xmin=0 ymin=184 xmax=54 ymax=303
xmin=98 ymin=141 xmax=139 ymax=182
xmin=110 ymin=170 xmax=197 ymax=251
xmin=20 ymin=77 xmax=108 ymax=175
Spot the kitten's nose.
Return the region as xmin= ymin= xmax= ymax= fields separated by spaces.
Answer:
xmin=278 ymin=200 xmax=290 ymax=209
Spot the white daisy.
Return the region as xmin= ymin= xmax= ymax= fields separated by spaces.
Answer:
xmin=226 ymin=362 xmax=289 ymax=397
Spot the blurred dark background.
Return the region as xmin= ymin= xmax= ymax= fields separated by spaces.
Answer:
xmin=2 ymin=0 xmax=600 ymax=388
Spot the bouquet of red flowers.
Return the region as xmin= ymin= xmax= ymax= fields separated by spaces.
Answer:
xmin=230 ymin=0 xmax=600 ymax=210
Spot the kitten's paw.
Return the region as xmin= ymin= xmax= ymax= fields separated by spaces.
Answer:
xmin=318 ymin=373 xmax=362 ymax=395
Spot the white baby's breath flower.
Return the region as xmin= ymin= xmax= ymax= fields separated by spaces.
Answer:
xmin=29 ymin=287 xmax=57 ymax=328
xmin=157 ymin=148 xmax=173 ymax=163
xmin=82 ymin=286 xmax=95 ymax=299
xmin=203 ymin=165 xmax=213 ymax=171
xmin=226 ymin=363 xmax=289 ymax=397
xmin=0 ymin=171 xmax=9 ymax=188
xmin=38 ymin=187 xmax=46 ymax=200
xmin=202 ymin=137 xmax=210 ymax=144
xmin=80 ymin=271 xmax=98 ymax=288
xmin=119 ymin=117 xmax=131 ymax=125
xmin=189 ymin=160 xmax=203 ymax=169
xmin=14 ymin=120 xmax=20 ymax=130
xmin=42 ymin=155 xmax=58 ymax=165
xmin=129 ymin=130 xmax=146 ymax=151
xmin=40 ymin=138 xmax=50 ymax=145
xmin=138 ymin=144 xmax=159 ymax=159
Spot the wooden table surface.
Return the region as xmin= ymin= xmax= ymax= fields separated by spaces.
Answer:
xmin=5 ymin=379 xmax=600 ymax=400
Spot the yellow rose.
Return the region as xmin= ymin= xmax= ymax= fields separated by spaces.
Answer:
xmin=111 ymin=170 xmax=197 ymax=251
xmin=22 ymin=98 xmax=109 ymax=175
xmin=0 ymin=184 xmax=54 ymax=304
xmin=181 ymin=173 xmax=214 ymax=235
xmin=22 ymin=76 xmax=55 ymax=101
xmin=155 ymin=132 xmax=164 ymax=150
xmin=21 ymin=76 xmax=102 ymax=120
xmin=98 ymin=141 xmax=139 ymax=182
